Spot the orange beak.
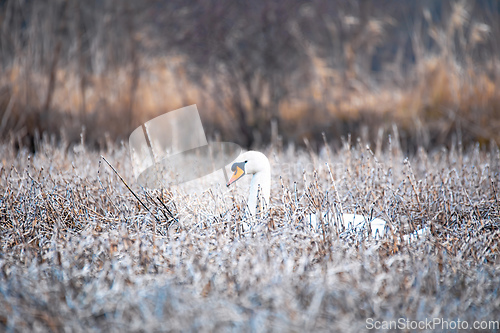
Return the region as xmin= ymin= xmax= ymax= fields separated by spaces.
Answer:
xmin=226 ymin=165 xmax=245 ymax=187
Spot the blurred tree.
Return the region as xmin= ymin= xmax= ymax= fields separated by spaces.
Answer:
xmin=160 ymin=0 xmax=310 ymax=147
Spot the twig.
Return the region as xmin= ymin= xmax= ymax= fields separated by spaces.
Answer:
xmin=100 ymin=155 xmax=160 ymax=223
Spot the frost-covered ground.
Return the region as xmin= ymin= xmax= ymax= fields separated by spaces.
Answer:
xmin=0 ymin=138 xmax=499 ymax=332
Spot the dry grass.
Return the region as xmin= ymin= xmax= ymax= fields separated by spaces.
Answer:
xmin=2 ymin=1 xmax=499 ymax=149
xmin=3 ymin=51 xmax=499 ymax=151
xmin=0 ymin=134 xmax=499 ymax=332
xmin=0 ymin=57 xmax=200 ymax=147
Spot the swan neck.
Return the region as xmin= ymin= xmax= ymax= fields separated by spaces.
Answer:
xmin=248 ymin=170 xmax=271 ymax=216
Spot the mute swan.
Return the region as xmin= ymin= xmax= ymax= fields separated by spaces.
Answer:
xmin=226 ymin=151 xmax=428 ymax=242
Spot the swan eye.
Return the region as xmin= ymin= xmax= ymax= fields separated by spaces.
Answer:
xmin=245 ymin=160 xmax=248 ymax=163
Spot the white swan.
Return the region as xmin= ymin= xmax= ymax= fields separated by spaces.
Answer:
xmin=226 ymin=151 xmax=271 ymax=217
xmin=226 ymin=151 xmax=428 ymax=242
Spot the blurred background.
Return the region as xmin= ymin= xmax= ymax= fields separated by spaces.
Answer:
xmin=0 ymin=0 xmax=499 ymax=152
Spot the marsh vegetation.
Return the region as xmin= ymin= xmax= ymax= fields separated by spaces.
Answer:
xmin=1 ymin=0 xmax=499 ymax=331
xmin=0 ymin=136 xmax=498 ymax=331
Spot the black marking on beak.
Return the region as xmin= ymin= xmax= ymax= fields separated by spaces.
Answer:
xmin=226 ymin=161 xmax=246 ymax=187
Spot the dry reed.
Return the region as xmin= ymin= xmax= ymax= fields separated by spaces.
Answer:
xmin=0 ymin=133 xmax=498 ymax=332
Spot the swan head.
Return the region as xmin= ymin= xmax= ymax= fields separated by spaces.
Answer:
xmin=226 ymin=151 xmax=270 ymax=187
